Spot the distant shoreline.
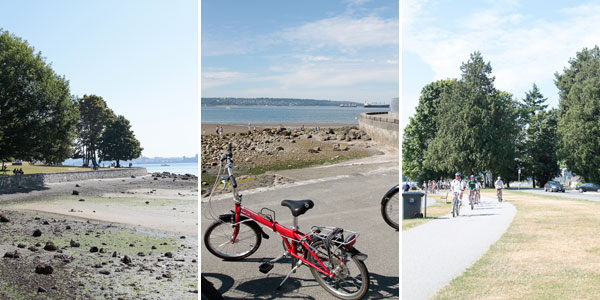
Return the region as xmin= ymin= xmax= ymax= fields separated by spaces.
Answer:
xmin=201 ymin=122 xmax=357 ymax=135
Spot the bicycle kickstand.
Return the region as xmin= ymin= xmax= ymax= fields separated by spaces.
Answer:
xmin=277 ymin=259 xmax=303 ymax=290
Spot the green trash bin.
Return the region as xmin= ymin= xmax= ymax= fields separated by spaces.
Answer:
xmin=403 ymin=192 xmax=424 ymax=219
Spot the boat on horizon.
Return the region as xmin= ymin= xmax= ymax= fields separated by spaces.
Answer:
xmin=363 ymin=101 xmax=390 ymax=108
xmin=340 ymin=103 xmax=357 ymax=107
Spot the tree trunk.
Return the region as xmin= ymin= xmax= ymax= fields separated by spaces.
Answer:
xmin=532 ymin=175 xmax=536 ymax=189
xmin=116 ymin=160 xmax=120 ymax=168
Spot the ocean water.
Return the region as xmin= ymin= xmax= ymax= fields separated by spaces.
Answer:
xmin=200 ymin=106 xmax=390 ymax=124
xmin=134 ymin=162 xmax=198 ymax=176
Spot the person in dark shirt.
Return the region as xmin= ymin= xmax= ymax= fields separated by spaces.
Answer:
xmin=403 ymin=182 xmax=410 ymax=192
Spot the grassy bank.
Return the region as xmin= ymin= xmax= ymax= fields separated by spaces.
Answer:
xmin=432 ymin=189 xmax=600 ymax=299
xmin=402 ymin=192 xmax=452 ymax=230
xmin=1 ymin=164 xmax=91 ymax=175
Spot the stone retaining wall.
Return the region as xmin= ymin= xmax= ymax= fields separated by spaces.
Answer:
xmin=359 ymin=112 xmax=399 ymax=149
xmin=0 ymin=168 xmax=147 ymax=189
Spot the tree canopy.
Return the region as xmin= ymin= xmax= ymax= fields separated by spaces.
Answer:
xmin=555 ymin=46 xmax=600 ymax=183
xmin=99 ymin=115 xmax=143 ymax=167
xmin=0 ymin=29 xmax=78 ymax=163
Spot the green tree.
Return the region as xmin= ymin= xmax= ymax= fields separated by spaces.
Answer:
xmin=76 ymin=95 xmax=112 ymax=168
xmin=0 ymin=29 xmax=78 ymax=163
xmin=555 ymin=46 xmax=600 ymax=183
xmin=402 ymin=79 xmax=457 ymax=182
xmin=518 ymin=85 xmax=559 ymax=187
xmin=99 ymin=115 xmax=143 ymax=167
xmin=424 ymin=52 xmax=519 ymax=186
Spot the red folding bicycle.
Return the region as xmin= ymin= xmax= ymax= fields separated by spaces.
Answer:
xmin=203 ymin=144 xmax=370 ymax=300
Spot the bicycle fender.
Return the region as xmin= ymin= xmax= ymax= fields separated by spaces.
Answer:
xmin=217 ymin=214 xmax=270 ymax=239
xmin=348 ymin=247 xmax=368 ymax=261
xmin=381 ymin=184 xmax=399 ymax=204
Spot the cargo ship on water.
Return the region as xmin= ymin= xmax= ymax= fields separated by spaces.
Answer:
xmin=363 ymin=101 xmax=390 ymax=108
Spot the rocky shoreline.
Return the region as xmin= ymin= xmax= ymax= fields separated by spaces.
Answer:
xmin=0 ymin=175 xmax=198 ymax=299
xmin=201 ymin=126 xmax=377 ymax=195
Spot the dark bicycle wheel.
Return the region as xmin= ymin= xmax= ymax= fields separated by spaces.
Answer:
xmin=204 ymin=218 xmax=261 ymax=261
xmin=470 ymin=193 xmax=474 ymax=210
xmin=308 ymin=240 xmax=370 ymax=300
xmin=381 ymin=186 xmax=399 ymax=230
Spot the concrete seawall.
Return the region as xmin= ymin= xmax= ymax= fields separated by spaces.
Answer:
xmin=359 ymin=112 xmax=399 ymax=149
xmin=0 ymin=168 xmax=148 ymax=189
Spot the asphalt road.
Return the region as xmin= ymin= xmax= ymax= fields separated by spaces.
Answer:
xmin=402 ymin=196 xmax=516 ymax=300
xmin=513 ymin=187 xmax=600 ymax=202
xmin=201 ymin=153 xmax=399 ymax=299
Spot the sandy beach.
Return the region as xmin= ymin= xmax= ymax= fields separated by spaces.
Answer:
xmin=0 ymin=173 xmax=198 ymax=299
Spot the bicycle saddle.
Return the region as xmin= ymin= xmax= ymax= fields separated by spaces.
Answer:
xmin=281 ymin=200 xmax=314 ymax=217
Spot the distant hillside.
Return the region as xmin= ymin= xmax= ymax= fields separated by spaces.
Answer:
xmin=201 ymin=97 xmax=361 ymax=106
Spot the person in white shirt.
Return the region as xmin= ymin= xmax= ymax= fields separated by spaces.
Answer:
xmin=451 ymin=172 xmax=465 ymax=206
xmin=495 ymin=177 xmax=504 ymax=202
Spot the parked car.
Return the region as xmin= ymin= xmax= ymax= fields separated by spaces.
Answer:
xmin=575 ymin=182 xmax=600 ymax=193
xmin=544 ymin=181 xmax=565 ymax=192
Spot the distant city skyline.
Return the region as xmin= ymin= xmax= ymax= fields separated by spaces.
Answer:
xmin=0 ymin=1 xmax=197 ymax=157
xmin=201 ymin=0 xmax=399 ymax=102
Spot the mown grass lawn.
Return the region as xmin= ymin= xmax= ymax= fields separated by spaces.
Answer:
xmin=1 ymin=164 xmax=95 ymax=175
xmin=432 ymin=189 xmax=600 ymax=300
xmin=402 ymin=192 xmax=453 ymax=230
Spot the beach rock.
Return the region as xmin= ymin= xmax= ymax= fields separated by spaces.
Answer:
xmin=79 ymin=199 xmax=85 ymax=202
xmin=137 ymin=252 xmax=145 ymax=257
xmin=37 ymin=287 xmax=47 ymax=293
xmin=99 ymin=270 xmax=110 ymax=275
xmin=89 ymin=246 xmax=99 ymax=253
xmin=70 ymin=240 xmax=80 ymax=247
xmin=151 ymin=245 xmax=157 ymax=250
xmin=65 ymin=225 xmax=71 ymax=230
xmin=43 ymin=242 xmax=58 ymax=251
xmin=32 ymin=229 xmax=42 ymax=237
xmin=121 ymin=255 xmax=132 ymax=265
xmin=164 ymin=252 xmax=173 ymax=258
xmin=93 ymin=263 xmax=102 ymax=268
xmin=145 ymin=201 xmax=150 ymax=204
xmin=17 ymin=243 xmax=26 ymax=248
xmin=35 ymin=264 xmax=53 ymax=275
xmin=42 ymin=220 xmax=49 ymax=225
xmin=28 ymin=246 xmax=39 ymax=252
xmin=3 ymin=250 xmax=21 ymax=259
xmin=75 ymin=184 xmax=81 ymax=187
xmin=0 ymin=214 xmax=9 ymax=222
xmin=72 ymin=190 xmax=79 ymax=195
xmin=112 ymin=251 xmax=117 ymax=258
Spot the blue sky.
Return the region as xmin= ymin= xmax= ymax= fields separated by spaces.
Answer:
xmin=0 ymin=0 xmax=197 ymax=157
xmin=403 ymin=0 xmax=600 ymax=128
xmin=201 ymin=0 xmax=399 ymax=103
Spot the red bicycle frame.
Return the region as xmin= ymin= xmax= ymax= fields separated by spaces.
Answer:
xmin=230 ymin=202 xmax=338 ymax=278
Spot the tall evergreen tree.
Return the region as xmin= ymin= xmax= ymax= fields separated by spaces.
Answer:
xmin=402 ymin=79 xmax=456 ymax=182
xmin=423 ymin=52 xmax=519 ymax=185
xmin=555 ymin=46 xmax=600 ymax=183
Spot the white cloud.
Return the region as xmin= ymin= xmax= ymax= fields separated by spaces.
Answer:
xmin=405 ymin=2 xmax=600 ymax=99
xmin=201 ymin=71 xmax=247 ymax=88
xmin=281 ymin=15 xmax=398 ymax=52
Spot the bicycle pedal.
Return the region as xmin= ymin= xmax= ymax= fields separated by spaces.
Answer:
xmin=259 ymin=262 xmax=274 ymax=274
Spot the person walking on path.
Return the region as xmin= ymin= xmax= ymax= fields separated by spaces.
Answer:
xmin=404 ymin=182 xmax=410 ymax=192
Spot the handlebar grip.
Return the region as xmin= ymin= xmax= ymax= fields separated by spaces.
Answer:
xmin=229 ymin=175 xmax=237 ymax=188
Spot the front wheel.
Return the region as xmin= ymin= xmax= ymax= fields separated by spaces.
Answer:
xmin=381 ymin=187 xmax=399 ymax=230
xmin=579 ymin=188 xmax=583 ymax=193
xmin=308 ymin=240 xmax=370 ymax=300
xmin=470 ymin=193 xmax=474 ymax=210
xmin=204 ymin=219 xmax=261 ymax=260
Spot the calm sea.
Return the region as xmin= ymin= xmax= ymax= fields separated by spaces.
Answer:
xmin=134 ymin=162 xmax=198 ymax=176
xmin=200 ymin=106 xmax=390 ymax=124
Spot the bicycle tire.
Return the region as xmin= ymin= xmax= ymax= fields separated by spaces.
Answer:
xmin=381 ymin=187 xmax=399 ymax=230
xmin=308 ymin=240 xmax=370 ymax=300
xmin=204 ymin=219 xmax=261 ymax=261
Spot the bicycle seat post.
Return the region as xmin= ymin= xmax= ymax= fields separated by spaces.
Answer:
xmin=292 ymin=215 xmax=299 ymax=232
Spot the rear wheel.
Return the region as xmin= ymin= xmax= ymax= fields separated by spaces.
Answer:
xmin=381 ymin=188 xmax=399 ymax=230
xmin=579 ymin=188 xmax=583 ymax=193
xmin=308 ymin=240 xmax=369 ymax=300
xmin=204 ymin=219 xmax=261 ymax=260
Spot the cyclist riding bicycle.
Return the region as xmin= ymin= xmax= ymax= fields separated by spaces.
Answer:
xmin=475 ymin=178 xmax=482 ymax=204
xmin=451 ymin=172 xmax=464 ymax=209
xmin=495 ymin=176 xmax=504 ymax=201
xmin=467 ymin=175 xmax=478 ymax=205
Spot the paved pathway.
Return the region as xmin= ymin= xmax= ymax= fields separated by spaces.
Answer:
xmin=202 ymin=153 xmax=399 ymax=299
xmin=515 ymin=188 xmax=600 ymax=202
xmin=402 ymin=196 xmax=516 ymax=300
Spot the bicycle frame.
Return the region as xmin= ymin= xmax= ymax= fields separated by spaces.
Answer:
xmin=229 ymin=202 xmax=337 ymax=278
